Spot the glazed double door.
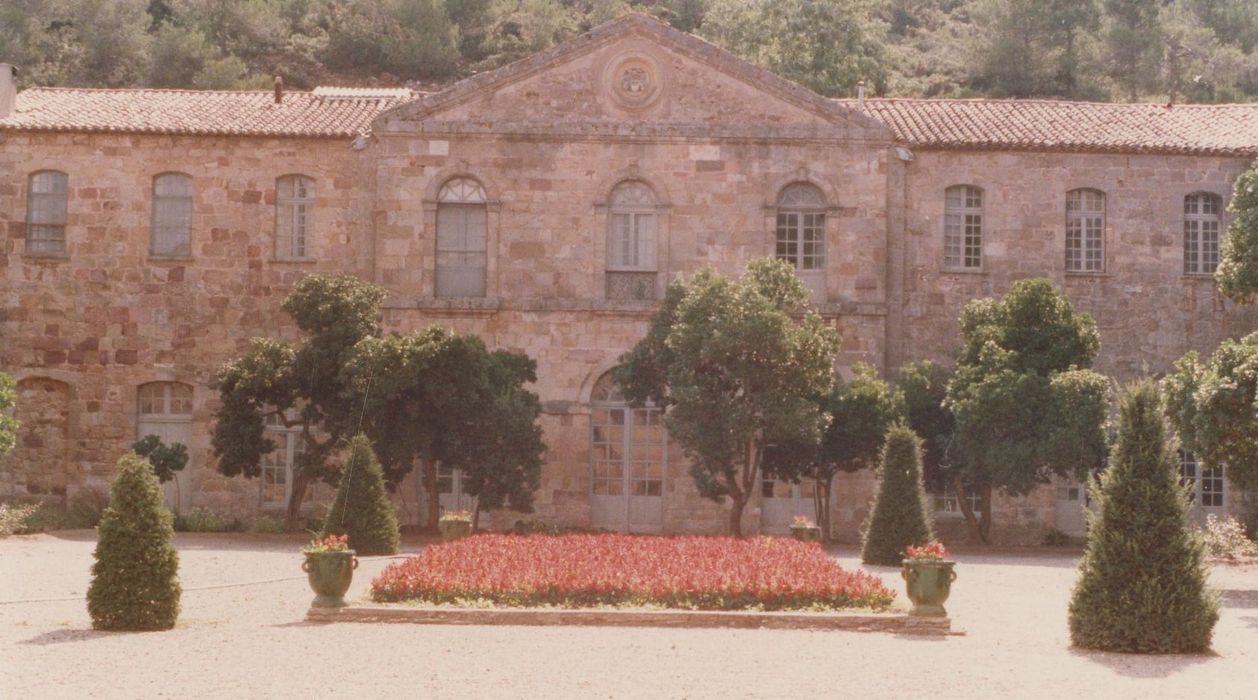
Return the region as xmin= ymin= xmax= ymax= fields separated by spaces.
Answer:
xmin=590 ymin=404 xmax=665 ymax=533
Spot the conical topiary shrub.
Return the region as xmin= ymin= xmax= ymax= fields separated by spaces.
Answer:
xmin=861 ymin=424 xmax=935 ymax=566
xmin=1069 ymin=380 xmax=1218 ymax=653
xmin=87 ymin=452 xmax=181 ymax=630
xmin=322 ymin=434 xmax=399 ymax=556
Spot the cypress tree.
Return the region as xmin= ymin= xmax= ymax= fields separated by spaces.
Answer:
xmin=861 ymin=424 xmax=935 ymax=566
xmin=323 ymin=434 xmax=399 ymax=556
xmin=87 ymin=452 xmax=181 ymax=631
xmin=1069 ymin=380 xmax=1218 ymax=653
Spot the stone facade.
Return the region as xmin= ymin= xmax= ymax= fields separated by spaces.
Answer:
xmin=2 ymin=16 xmax=1255 ymax=543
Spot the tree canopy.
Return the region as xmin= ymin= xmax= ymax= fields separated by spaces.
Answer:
xmin=4 ymin=1 xmax=1258 ymax=102
xmin=1216 ymin=160 xmax=1258 ymax=303
xmin=945 ymin=278 xmax=1111 ymax=543
xmin=616 ymin=258 xmax=839 ymax=536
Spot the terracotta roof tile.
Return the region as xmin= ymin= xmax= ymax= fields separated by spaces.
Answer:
xmin=0 ymin=87 xmax=416 ymax=138
xmin=836 ymin=98 xmax=1258 ymax=156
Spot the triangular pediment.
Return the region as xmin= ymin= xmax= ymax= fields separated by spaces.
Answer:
xmin=375 ymin=14 xmax=889 ymax=139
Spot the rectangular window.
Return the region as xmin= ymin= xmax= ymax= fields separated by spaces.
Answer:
xmin=435 ymin=204 xmax=488 ymax=298
xmin=1184 ymin=194 xmax=1222 ymax=275
xmin=26 ymin=171 xmax=69 ymax=256
xmin=944 ymin=186 xmax=982 ymax=270
xmin=276 ymin=175 xmax=315 ymax=260
xmin=152 ymin=174 xmax=193 ymax=257
xmin=1066 ymin=190 xmax=1105 ymax=273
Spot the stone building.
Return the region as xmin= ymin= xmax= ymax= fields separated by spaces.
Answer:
xmin=2 ymin=15 xmax=1256 ymax=542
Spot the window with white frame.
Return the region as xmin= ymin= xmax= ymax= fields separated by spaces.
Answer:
xmin=1183 ymin=193 xmax=1222 ymax=275
xmin=1066 ymin=189 xmax=1105 ymax=273
xmin=26 ymin=170 xmax=69 ymax=256
xmin=275 ymin=175 xmax=315 ymax=260
xmin=1179 ymin=450 xmax=1224 ymax=508
xmin=261 ymin=411 xmax=308 ymax=507
xmin=944 ymin=185 xmax=983 ymax=270
xmin=435 ymin=177 xmax=488 ymax=298
xmin=151 ymin=173 xmax=193 ymax=257
xmin=606 ymin=181 xmax=658 ymax=300
xmin=590 ymin=372 xmax=664 ymax=498
xmin=933 ymin=482 xmax=983 ymax=516
xmin=775 ymin=183 xmax=826 ymax=271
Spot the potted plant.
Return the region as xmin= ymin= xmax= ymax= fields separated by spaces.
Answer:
xmin=438 ymin=509 xmax=473 ymax=541
xmin=301 ymin=534 xmax=358 ymax=608
xmin=789 ymin=514 xmax=822 ymax=542
xmin=901 ymin=540 xmax=957 ymax=617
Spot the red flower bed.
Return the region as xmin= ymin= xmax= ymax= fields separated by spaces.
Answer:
xmin=371 ymin=534 xmax=895 ymax=611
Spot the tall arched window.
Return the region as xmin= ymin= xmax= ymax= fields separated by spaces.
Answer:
xmin=1184 ymin=192 xmax=1222 ymax=275
xmin=1066 ymin=188 xmax=1105 ymax=273
xmin=275 ymin=175 xmax=315 ymax=260
xmin=606 ymin=181 xmax=658 ymax=300
xmin=435 ymin=177 xmax=488 ymax=298
xmin=775 ymin=183 xmax=826 ymax=272
xmin=26 ymin=170 xmax=69 ymax=256
xmin=151 ymin=173 xmax=193 ymax=257
xmin=944 ymin=185 xmax=983 ymax=270
xmin=590 ymin=371 xmax=665 ymax=532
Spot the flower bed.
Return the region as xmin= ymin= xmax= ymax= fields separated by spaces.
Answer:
xmin=371 ymin=534 xmax=895 ymax=611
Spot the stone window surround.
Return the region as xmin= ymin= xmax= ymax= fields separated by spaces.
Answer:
xmin=943 ymin=184 xmax=984 ymax=272
xmin=595 ymin=172 xmax=673 ymax=302
xmin=421 ymin=168 xmax=502 ymax=299
xmin=23 ymin=169 xmax=70 ymax=259
xmin=274 ymin=174 xmax=316 ymax=262
xmin=761 ymin=173 xmax=841 ymax=302
xmin=1065 ymin=187 xmax=1107 ymax=274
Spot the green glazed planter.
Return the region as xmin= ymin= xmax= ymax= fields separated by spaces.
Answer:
xmin=438 ymin=519 xmax=473 ymax=541
xmin=789 ymin=525 xmax=822 ymax=542
xmin=302 ymin=550 xmax=358 ymax=608
xmin=901 ymin=559 xmax=957 ymax=617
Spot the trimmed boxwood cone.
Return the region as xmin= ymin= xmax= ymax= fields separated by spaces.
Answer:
xmin=323 ymin=434 xmax=399 ymax=556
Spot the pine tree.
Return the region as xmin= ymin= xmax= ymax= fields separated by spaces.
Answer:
xmin=1069 ymin=381 xmax=1218 ymax=653
xmin=323 ymin=434 xmax=400 ymax=556
xmin=861 ymin=424 xmax=935 ymax=566
xmin=87 ymin=452 xmax=181 ymax=631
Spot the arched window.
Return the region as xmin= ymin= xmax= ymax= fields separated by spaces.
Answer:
xmin=590 ymin=371 xmax=665 ymax=531
xmin=606 ymin=180 xmax=658 ymax=300
xmin=275 ymin=175 xmax=315 ymax=260
xmin=26 ymin=170 xmax=69 ymax=256
xmin=1066 ymin=188 xmax=1105 ymax=273
xmin=1184 ymin=192 xmax=1222 ymax=275
xmin=944 ymin=185 xmax=983 ymax=270
xmin=151 ymin=173 xmax=193 ymax=257
xmin=775 ymin=183 xmax=826 ymax=271
xmin=435 ymin=177 xmax=488 ymax=298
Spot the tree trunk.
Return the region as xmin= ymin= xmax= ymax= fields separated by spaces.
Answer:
xmin=979 ymin=483 xmax=993 ymax=542
xmin=953 ymin=474 xmax=989 ymax=545
xmin=472 ymin=501 xmax=481 ymax=533
xmin=286 ymin=472 xmax=312 ymax=532
xmin=423 ymin=459 xmax=439 ymax=532
xmin=727 ymin=491 xmax=747 ymax=538
xmin=815 ymin=473 xmax=834 ymax=543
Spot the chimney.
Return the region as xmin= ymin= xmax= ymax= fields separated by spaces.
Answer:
xmin=0 ymin=64 xmax=17 ymax=119
xmin=273 ymin=76 xmax=283 ymax=104
xmin=857 ymin=80 xmax=866 ymax=110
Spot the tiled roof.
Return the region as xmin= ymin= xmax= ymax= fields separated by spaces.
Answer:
xmin=837 ymin=97 xmax=1258 ymax=156
xmin=0 ymin=87 xmax=416 ymax=138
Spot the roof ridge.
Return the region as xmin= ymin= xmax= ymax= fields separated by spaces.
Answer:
xmin=837 ymin=96 xmax=1258 ymax=109
xmin=20 ymin=86 xmax=305 ymax=96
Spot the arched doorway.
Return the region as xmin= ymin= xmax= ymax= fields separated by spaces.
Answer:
xmin=589 ymin=372 xmax=664 ymax=532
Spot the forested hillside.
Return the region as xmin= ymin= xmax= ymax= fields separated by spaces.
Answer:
xmin=2 ymin=0 xmax=1256 ymax=102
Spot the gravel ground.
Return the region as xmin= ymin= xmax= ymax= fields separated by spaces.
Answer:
xmin=1 ymin=532 xmax=1255 ymax=699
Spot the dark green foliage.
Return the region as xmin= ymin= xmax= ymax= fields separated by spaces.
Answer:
xmin=0 ymin=372 xmax=15 ymax=459
xmin=861 ymin=425 xmax=935 ymax=566
xmin=1069 ymin=381 xmax=1218 ymax=653
xmin=87 ymin=452 xmax=181 ymax=631
xmin=131 ymin=434 xmax=189 ymax=484
xmin=894 ymin=360 xmax=953 ymax=491
xmin=323 ymin=434 xmax=400 ymax=556
xmin=1216 ymin=161 xmax=1258 ymax=303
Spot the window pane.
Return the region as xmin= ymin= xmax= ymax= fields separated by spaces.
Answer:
xmin=26 ymin=171 xmax=68 ymax=256
xmin=436 ymin=203 xmax=487 ymax=297
xmin=1184 ymin=194 xmax=1221 ymax=275
xmin=152 ymin=174 xmax=193 ymax=257
xmin=276 ymin=175 xmax=314 ymax=259
xmin=944 ymin=185 xmax=982 ymax=270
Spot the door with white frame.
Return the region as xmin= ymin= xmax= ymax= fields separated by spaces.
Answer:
xmin=136 ymin=382 xmax=194 ymax=513
xmin=436 ymin=463 xmax=479 ymax=518
xmin=1179 ymin=451 xmax=1226 ymax=524
xmin=259 ymin=412 xmax=311 ymax=512
xmin=589 ymin=372 xmax=665 ymax=533
xmin=760 ymin=477 xmax=818 ymax=535
xmin=1053 ymin=475 xmax=1093 ymax=537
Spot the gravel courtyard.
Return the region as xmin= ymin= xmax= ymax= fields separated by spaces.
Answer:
xmin=1 ymin=532 xmax=1255 ymax=699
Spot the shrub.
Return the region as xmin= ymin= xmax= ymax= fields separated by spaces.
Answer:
xmin=1041 ymin=528 xmax=1079 ymax=547
xmin=861 ymin=424 xmax=935 ymax=566
xmin=251 ymin=516 xmax=287 ymax=534
xmin=0 ymin=503 xmax=39 ymax=537
xmin=1197 ymin=514 xmax=1258 ymax=560
xmin=1068 ymin=381 xmax=1218 ymax=653
xmin=87 ymin=452 xmax=181 ymax=631
xmin=65 ymin=488 xmax=109 ymax=529
xmin=372 ymin=534 xmax=895 ymax=611
xmin=131 ymin=435 xmax=189 ymax=484
xmin=322 ymin=434 xmax=399 ymax=556
xmin=172 ymin=507 xmax=244 ymax=533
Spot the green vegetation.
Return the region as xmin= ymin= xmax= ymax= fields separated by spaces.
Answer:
xmin=131 ymin=434 xmax=189 ymax=484
xmin=322 ymin=434 xmax=400 ymax=556
xmin=0 ymin=372 xmax=16 ymax=459
xmin=87 ymin=452 xmax=181 ymax=631
xmin=1216 ymin=161 xmax=1258 ymax=303
xmin=861 ymin=424 xmax=935 ymax=566
xmin=172 ymin=507 xmax=245 ymax=533
xmin=1069 ymin=381 xmax=1218 ymax=653
xmin=3 ymin=1 xmax=1256 ymax=102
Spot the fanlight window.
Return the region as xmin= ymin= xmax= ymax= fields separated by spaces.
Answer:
xmin=151 ymin=173 xmax=194 ymax=257
xmin=775 ymin=183 xmax=826 ymax=271
xmin=435 ymin=177 xmax=488 ymax=298
xmin=137 ymin=382 xmax=194 ymax=417
xmin=944 ymin=185 xmax=983 ymax=270
xmin=26 ymin=170 xmax=69 ymax=256
xmin=276 ymin=175 xmax=315 ymax=259
xmin=606 ymin=181 xmax=658 ymax=301
xmin=1066 ymin=189 xmax=1105 ymax=273
xmin=1184 ymin=193 xmax=1222 ymax=275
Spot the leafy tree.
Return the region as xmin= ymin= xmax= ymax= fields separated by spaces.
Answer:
xmin=1163 ymin=332 xmax=1258 ymax=492
xmin=945 ymin=278 xmax=1110 ymax=543
xmin=1216 ymin=160 xmax=1258 ymax=302
xmin=0 ymin=373 xmax=16 ymax=459
xmin=1069 ymin=381 xmax=1217 ymax=653
xmin=1102 ymin=0 xmax=1163 ymax=99
xmin=323 ymin=434 xmax=400 ymax=555
xmin=616 ymin=258 xmax=840 ymax=536
xmin=87 ymin=452 xmax=181 ymax=631
xmin=861 ymin=423 xmax=935 ymax=566
xmin=894 ymin=360 xmax=954 ymax=492
xmin=131 ymin=434 xmax=189 ymax=484
xmin=967 ymin=0 xmax=1101 ymax=98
